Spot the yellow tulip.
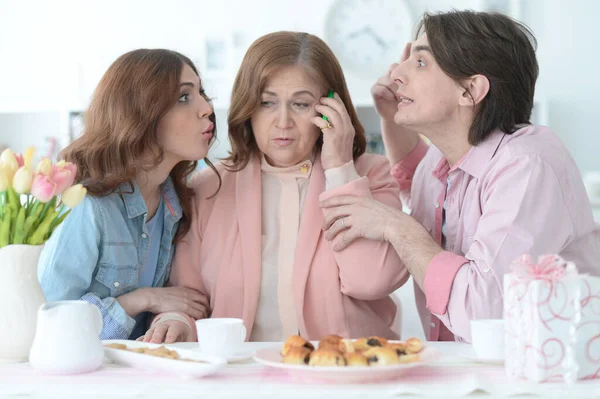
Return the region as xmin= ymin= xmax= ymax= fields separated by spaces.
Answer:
xmin=0 ymin=149 xmax=18 ymax=181
xmin=23 ymin=146 xmax=35 ymax=169
xmin=12 ymin=166 xmax=33 ymax=194
xmin=0 ymin=165 xmax=10 ymax=192
xmin=35 ymin=158 xmax=52 ymax=176
xmin=61 ymin=184 xmax=87 ymax=208
xmin=0 ymin=148 xmax=16 ymax=164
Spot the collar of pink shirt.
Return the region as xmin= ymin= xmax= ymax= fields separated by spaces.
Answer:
xmin=431 ymin=129 xmax=507 ymax=181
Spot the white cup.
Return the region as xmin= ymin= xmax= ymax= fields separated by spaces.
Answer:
xmin=584 ymin=171 xmax=600 ymax=204
xmin=470 ymin=319 xmax=505 ymax=360
xmin=195 ymin=318 xmax=247 ymax=357
xmin=29 ymin=301 xmax=104 ymax=374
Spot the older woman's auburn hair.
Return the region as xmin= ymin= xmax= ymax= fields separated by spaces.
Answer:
xmin=224 ymin=31 xmax=366 ymax=171
xmin=60 ymin=49 xmax=219 ymax=241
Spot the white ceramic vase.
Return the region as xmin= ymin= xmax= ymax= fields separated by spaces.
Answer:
xmin=0 ymin=244 xmax=46 ymax=363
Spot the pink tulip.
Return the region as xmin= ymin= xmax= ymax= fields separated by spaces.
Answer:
xmin=31 ymin=174 xmax=57 ymax=203
xmin=51 ymin=160 xmax=77 ymax=194
xmin=14 ymin=153 xmax=24 ymax=168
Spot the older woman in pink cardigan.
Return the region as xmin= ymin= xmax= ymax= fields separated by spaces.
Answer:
xmin=142 ymin=31 xmax=409 ymax=343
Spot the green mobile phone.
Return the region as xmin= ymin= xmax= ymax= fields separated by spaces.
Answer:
xmin=322 ymin=90 xmax=335 ymax=122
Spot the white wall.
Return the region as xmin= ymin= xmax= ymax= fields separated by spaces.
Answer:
xmin=0 ymin=0 xmax=598 ymax=171
xmin=521 ymin=0 xmax=600 ymax=174
xmin=0 ymin=0 xmax=475 ymax=110
xmin=0 ymin=112 xmax=62 ymax=155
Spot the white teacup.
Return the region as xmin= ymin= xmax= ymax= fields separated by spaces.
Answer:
xmin=584 ymin=171 xmax=600 ymax=204
xmin=195 ymin=318 xmax=247 ymax=358
xmin=470 ymin=319 xmax=505 ymax=361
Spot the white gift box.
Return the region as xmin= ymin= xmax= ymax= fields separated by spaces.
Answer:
xmin=503 ymin=255 xmax=600 ymax=383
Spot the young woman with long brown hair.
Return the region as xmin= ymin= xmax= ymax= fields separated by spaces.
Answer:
xmin=38 ymin=49 xmax=217 ymax=339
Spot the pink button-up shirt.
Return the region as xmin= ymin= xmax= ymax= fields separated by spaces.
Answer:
xmin=392 ymin=125 xmax=600 ymax=342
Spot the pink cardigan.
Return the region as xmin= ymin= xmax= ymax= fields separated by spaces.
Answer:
xmin=168 ymin=153 xmax=409 ymax=340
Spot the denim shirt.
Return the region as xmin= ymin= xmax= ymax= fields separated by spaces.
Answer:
xmin=38 ymin=177 xmax=182 ymax=339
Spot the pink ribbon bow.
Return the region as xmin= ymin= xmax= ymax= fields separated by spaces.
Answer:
xmin=511 ymin=254 xmax=568 ymax=281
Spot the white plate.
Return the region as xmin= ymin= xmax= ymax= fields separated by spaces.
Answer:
xmin=166 ymin=342 xmax=255 ymax=363
xmin=458 ymin=353 xmax=504 ymax=365
xmin=253 ymin=344 xmax=441 ymax=383
xmin=103 ymin=339 xmax=227 ymax=379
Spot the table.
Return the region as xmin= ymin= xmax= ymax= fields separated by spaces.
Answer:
xmin=0 ymin=342 xmax=598 ymax=398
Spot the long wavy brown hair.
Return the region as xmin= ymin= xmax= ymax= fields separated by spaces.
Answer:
xmin=61 ymin=49 xmax=219 ymax=242
xmin=224 ymin=31 xmax=366 ymax=171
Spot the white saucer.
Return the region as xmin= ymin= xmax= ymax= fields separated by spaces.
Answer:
xmin=167 ymin=342 xmax=254 ymax=363
xmin=459 ymin=353 xmax=504 ymax=365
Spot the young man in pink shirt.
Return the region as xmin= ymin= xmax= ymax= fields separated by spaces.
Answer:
xmin=321 ymin=10 xmax=600 ymax=342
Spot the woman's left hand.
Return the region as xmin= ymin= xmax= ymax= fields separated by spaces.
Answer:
xmin=320 ymin=195 xmax=403 ymax=251
xmin=311 ymin=92 xmax=355 ymax=170
xmin=137 ymin=320 xmax=194 ymax=344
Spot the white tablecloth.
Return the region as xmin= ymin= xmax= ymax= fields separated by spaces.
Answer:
xmin=0 ymin=342 xmax=598 ymax=398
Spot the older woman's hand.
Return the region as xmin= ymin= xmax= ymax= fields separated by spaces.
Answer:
xmin=311 ymin=92 xmax=355 ymax=170
xmin=320 ymin=195 xmax=404 ymax=251
xmin=138 ymin=320 xmax=194 ymax=344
